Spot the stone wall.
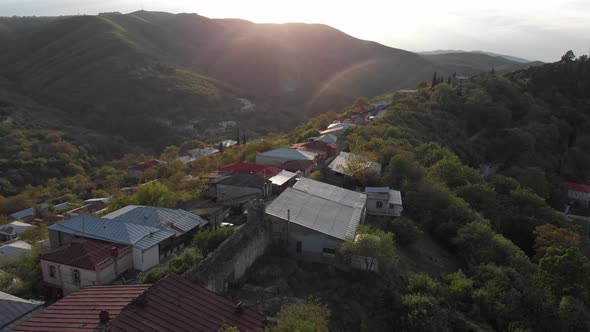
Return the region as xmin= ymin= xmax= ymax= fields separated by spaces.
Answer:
xmin=184 ymin=199 xmax=271 ymax=293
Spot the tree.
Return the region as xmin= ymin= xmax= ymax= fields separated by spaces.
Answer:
xmin=236 ymin=128 xmax=240 ymax=145
xmin=134 ymin=182 xmax=181 ymax=208
xmin=351 ymin=97 xmax=369 ymax=113
xmin=242 ymin=133 xmax=247 ymax=145
xmin=219 ymin=142 xmax=224 ymax=153
xmin=336 ymin=153 xmax=377 ymax=185
xmin=561 ymin=50 xmax=576 ymax=63
xmin=193 ymin=227 xmax=235 ymax=255
xmin=537 ymin=247 xmax=590 ymax=302
xmin=533 ymin=224 xmax=580 ymax=260
xmin=265 ymin=299 xmax=330 ymax=332
xmin=432 ymin=72 xmax=438 ymax=87
xmin=160 ymin=146 xmax=180 ymax=162
xmin=340 ymin=225 xmax=396 ymax=272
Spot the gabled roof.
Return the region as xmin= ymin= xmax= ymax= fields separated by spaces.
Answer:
xmin=294 ymin=178 xmax=367 ymax=209
xmin=280 ymin=160 xmax=313 ymax=172
xmin=0 ymin=240 xmax=32 ymax=265
xmin=221 ymin=163 xmax=282 ymax=178
xmin=565 ymin=182 xmax=590 ymax=193
xmin=103 ymin=206 xmax=208 ymax=234
xmin=13 ymin=284 xmax=150 ymax=331
xmin=257 ymin=148 xmax=317 ymax=161
xmin=315 ymin=134 xmax=338 ymax=144
xmin=48 ymin=215 xmax=174 ymax=250
xmin=9 ymin=206 xmax=45 ymax=220
xmin=0 ymin=291 xmax=43 ymax=330
xmin=108 ymin=274 xmax=266 ymax=332
xmin=267 ymin=178 xmax=366 ymax=240
xmin=365 ymin=187 xmax=390 ymax=193
xmin=268 ymin=170 xmax=298 ymax=186
xmin=215 ymin=173 xmax=269 ymax=189
xmin=0 ymin=221 xmax=35 ymax=237
xmin=328 ymin=151 xmax=382 ymax=176
xmin=291 ymin=141 xmax=335 ymax=156
xmin=41 ymin=239 xmax=130 ymax=271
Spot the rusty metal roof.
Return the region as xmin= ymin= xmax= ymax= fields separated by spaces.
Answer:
xmin=108 ymin=274 xmax=266 ymax=332
xmin=40 ymin=239 xmax=131 ymax=271
xmin=13 ymin=284 xmax=150 ymax=332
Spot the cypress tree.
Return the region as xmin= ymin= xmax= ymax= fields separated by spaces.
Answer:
xmin=236 ymin=128 xmax=240 ymax=145
xmin=447 ymin=76 xmax=451 ymax=84
xmin=432 ymin=72 xmax=438 ymax=87
xmin=242 ymin=133 xmax=246 ymax=145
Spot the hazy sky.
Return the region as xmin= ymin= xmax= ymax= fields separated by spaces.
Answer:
xmin=1 ymin=0 xmax=588 ymax=62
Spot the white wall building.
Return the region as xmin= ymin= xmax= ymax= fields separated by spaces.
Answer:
xmin=365 ymin=187 xmax=403 ymax=217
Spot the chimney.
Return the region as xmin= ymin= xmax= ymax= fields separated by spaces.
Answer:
xmin=99 ymin=310 xmax=110 ymax=323
xmin=235 ymin=302 xmax=244 ymax=314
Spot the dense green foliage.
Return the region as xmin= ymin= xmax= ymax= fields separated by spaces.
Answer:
xmin=139 ymin=247 xmax=203 ymax=283
xmin=265 ymin=299 xmax=331 ymax=332
xmin=0 ymin=124 xmax=94 ymax=196
xmin=193 ymin=227 xmax=235 ymax=256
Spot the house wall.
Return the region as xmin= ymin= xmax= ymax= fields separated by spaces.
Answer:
xmin=269 ymin=216 xmax=343 ymax=258
xmin=48 ymin=230 xmax=76 ymax=248
xmin=132 ymin=245 xmax=160 ymax=271
xmin=41 ymin=250 xmax=133 ymax=295
xmin=366 ymin=196 xmax=402 ymax=217
xmin=216 ymin=184 xmax=271 ymax=202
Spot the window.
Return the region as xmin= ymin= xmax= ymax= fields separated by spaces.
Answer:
xmin=49 ymin=265 xmax=56 ymax=278
xmin=72 ymin=269 xmax=81 ymax=284
xmin=376 ymin=201 xmax=383 ymax=209
xmin=388 ymin=203 xmax=395 ymax=209
xmin=296 ymin=241 xmax=302 ymax=253
xmin=322 ymin=248 xmax=336 ymax=254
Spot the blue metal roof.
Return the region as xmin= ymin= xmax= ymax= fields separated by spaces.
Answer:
xmin=105 ymin=206 xmax=208 ymax=233
xmin=9 ymin=207 xmax=36 ymax=220
xmin=48 ymin=215 xmax=174 ymax=250
xmin=258 ymin=148 xmax=316 ymax=161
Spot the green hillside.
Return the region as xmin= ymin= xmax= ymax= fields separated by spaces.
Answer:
xmin=0 ymin=11 xmax=534 ymax=154
xmin=422 ymin=52 xmax=541 ymax=74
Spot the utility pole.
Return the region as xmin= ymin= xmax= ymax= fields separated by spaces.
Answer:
xmin=286 ymin=209 xmax=290 ymax=246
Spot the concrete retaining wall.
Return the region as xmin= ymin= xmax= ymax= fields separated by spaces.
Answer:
xmin=184 ymin=199 xmax=270 ymax=293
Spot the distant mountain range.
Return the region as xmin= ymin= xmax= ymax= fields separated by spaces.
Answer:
xmin=419 ymin=50 xmax=536 ymax=63
xmin=0 ymin=11 xmax=542 ymax=153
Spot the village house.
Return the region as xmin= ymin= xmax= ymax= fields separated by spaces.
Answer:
xmin=14 ymin=274 xmax=266 ymax=332
xmin=47 ymin=214 xmax=182 ymax=271
xmin=40 ymin=239 xmax=133 ymax=295
xmin=319 ymin=122 xmax=357 ymax=136
xmin=0 ymin=240 xmax=32 ymax=267
xmin=268 ymin=169 xmax=298 ymax=194
xmin=0 ymin=291 xmax=43 ymax=332
xmin=13 ymin=283 xmax=151 ymax=332
xmin=256 ymin=148 xmax=320 ymax=169
xmin=207 ymin=173 xmax=272 ymax=203
xmin=365 ymin=187 xmax=403 ymax=217
xmin=291 ymin=140 xmax=339 ymax=166
xmin=126 ymin=159 xmax=164 ymax=179
xmin=312 ymin=133 xmax=338 ymax=145
xmin=266 ymin=178 xmax=367 ymax=260
xmin=220 ymin=163 xmax=282 ymax=180
xmin=107 ymin=274 xmax=266 ymax=332
xmin=564 ymin=182 xmax=590 ymax=207
xmin=0 ymin=221 xmax=35 ymax=242
xmin=326 ymin=151 xmax=382 ymax=187
xmin=280 ymin=160 xmax=314 ymax=177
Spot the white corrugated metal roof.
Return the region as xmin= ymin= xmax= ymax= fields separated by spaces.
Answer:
xmin=105 ymin=206 xmax=208 ymax=234
xmin=269 ymin=170 xmax=297 ymax=186
xmin=0 ymin=241 xmax=32 ymax=266
xmin=365 ymin=187 xmax=389 ymax=193
xmin=388 ymin=190 xmax=403 ymax=205
xmin=267 ymin=178 xmax=366 ymax=240
xmin=0 ymin=221 xmax=35 ymax=237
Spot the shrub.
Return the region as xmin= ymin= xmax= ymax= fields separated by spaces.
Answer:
xmin=194 ymin=227 xmax=235 ymax=255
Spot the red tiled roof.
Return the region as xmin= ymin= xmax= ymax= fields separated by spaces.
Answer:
xmin=108 ymin=274 xmax=266 ymax=332
xmin=221 ymin=163 xmax=282 ymax=179
xmin=281 ymin=160 xmax=313 ymax=172
xmin=13 ymin=284 xmax=150 ymax=332
xmin=41 ymin=239 xmax=131 ymax=271
xmin=565 ymin=182 xmax=590 ymax=193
